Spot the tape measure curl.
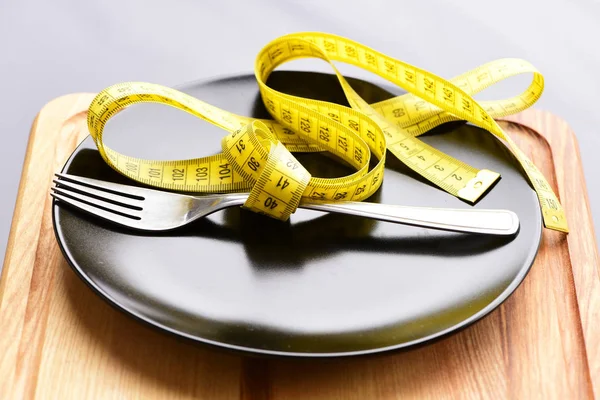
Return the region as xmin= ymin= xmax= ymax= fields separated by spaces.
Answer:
xmin=86 ymin=32 xmax=568 ymax=232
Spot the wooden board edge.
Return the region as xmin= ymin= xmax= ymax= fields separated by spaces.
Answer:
xmin=0 ymin=93 xmax=95 ymax=397
xmin=1 ymin=93 xmax=95 ymax=296
xmin=501 ymin=108 xmax=600 ymax=399
xmin=0 ymin=111 xmax=41 ymax=304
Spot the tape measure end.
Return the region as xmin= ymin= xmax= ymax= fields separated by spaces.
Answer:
xmin=544 ymin=223 xmax=569 ymax=233
xmin=542 ymin=213 xmax=569 ymax=233
xmin=457 ymin=169 xmax=501 ymax=203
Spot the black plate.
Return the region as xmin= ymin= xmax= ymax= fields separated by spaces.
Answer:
xmin=53 ymin=71 xmax=541 ymax=357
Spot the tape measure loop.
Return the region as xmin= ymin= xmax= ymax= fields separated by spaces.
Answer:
xmin=86 ymin=32 xmax=567 ymax=232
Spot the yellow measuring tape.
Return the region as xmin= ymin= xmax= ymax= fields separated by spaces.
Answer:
xmin=87 ymin=32 xmax=568 ymax=232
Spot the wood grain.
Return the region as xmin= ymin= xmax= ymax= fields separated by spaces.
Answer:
xmin=502 ymin=111 xmax=600 ymax=399
xmin=0 ymin=94 xmax=598 ymax=399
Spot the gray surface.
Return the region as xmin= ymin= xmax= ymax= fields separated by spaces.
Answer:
xmin=1 ymin=0 xmax=599 ymax=270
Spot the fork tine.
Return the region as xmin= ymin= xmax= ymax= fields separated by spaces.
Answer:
xmin=52 ymin=186 xmax=142 ymax=218
xmin=51 ymin=193 xmax=141 ymax=229
xmin=55 ymin=173 xmax=147 ymax=199
xmin=53 ymin=179 xmax=142 ymax=210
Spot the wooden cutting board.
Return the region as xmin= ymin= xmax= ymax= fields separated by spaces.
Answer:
xmin=1 ymin=93 xmax=599 ymax=399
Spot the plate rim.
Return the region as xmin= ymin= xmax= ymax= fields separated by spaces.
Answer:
xmin=51 ymin=72 xmax=543 ymax=358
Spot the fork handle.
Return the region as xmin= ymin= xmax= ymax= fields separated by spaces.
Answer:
xmin=299 ymin=200 xmax=519 ymax=236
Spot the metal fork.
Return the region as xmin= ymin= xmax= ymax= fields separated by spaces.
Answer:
xmin=50 ymin=173 xmax=519 ymax=235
